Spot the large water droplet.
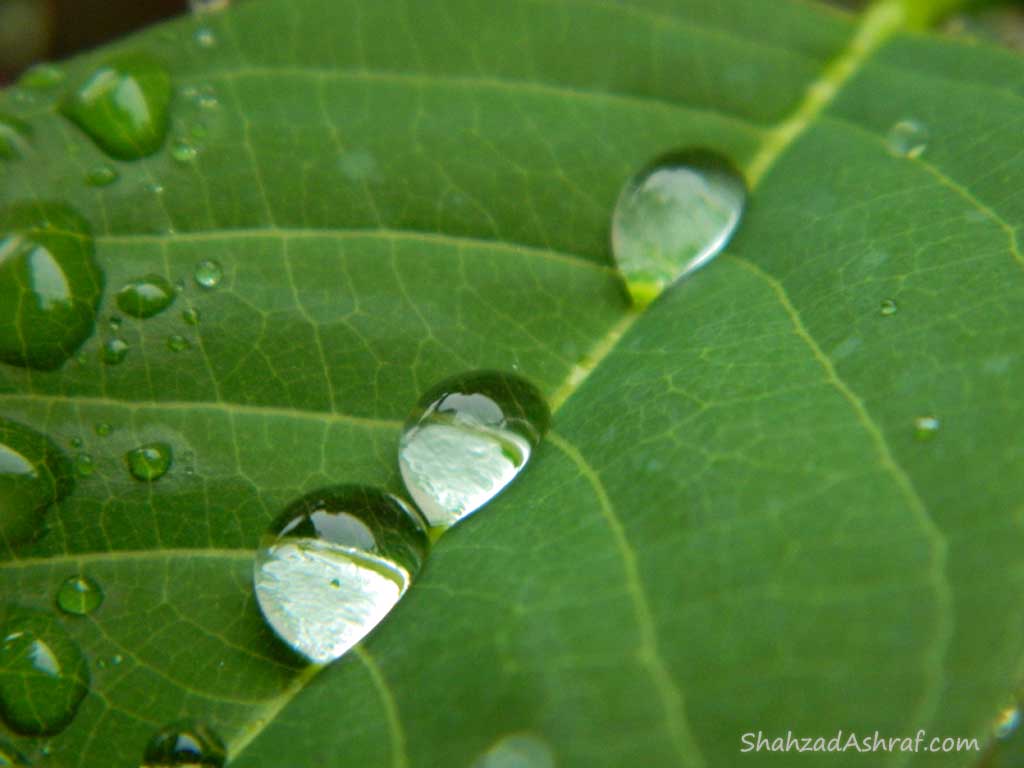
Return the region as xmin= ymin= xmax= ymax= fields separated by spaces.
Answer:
xmin=399 ymin=371 xmax=550 ymax=529
xmin=0 ymin=202 xmax=102 ymax=371
xmin=472 ymin=734 xmax=556 ymax=768
xmin=193 ymin=259 xmax=222 ymax=289
xmin=56 ymin=575 xmax=103 ymax=616
xmin=60 ymin=53 xmax=171 ymax=160
xmin=116 ymin=275 xmax=176 ymax=318
xmin=142 ymin=720 xmax=226 ymax=767
xmin=0 ymin=606 xmax=89 ymax=736
xmin=254 ymin=485 xmax=429 ymax=663
xmin=887 ymin=119 xmax=928 ymax=159
xmin=612 ymin=149 xmax=746 ymax=307
xmin=0 ymin=115 xmax=31 ymax=160
xmin=124 ymin=442 xmax=172 ymax=482
xmin=0 ymin=418 xmax=74 ymax=547
xmin=914 ymin=415 xmax=940 ymax=441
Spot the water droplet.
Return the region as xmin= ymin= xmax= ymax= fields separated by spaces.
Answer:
xmin=109 ymin=315 xmax=123 ymax=331
xmin=887 ymin=119 xmax=928 ymax=159
xmin=0 ymin=418 xmax=74 ymax=547
xmin=56 ymin=575 xmax=103 ymax=616
xmin=880 ymin=298 xmax=898 ymax=316
xmin=254 ymin=485 xmax=429 ymax=663
xmin=170 ymin=139 xmax=199 ymax=164
xmin=143 ymin=720 xmax=226 ymax=767
xmin=0 ymin=202 xmax=102 ymax=371
xmin=101 ymin=338 xmax=129 ymax=366
xmin=995 ymin=706 xmax=1020 ymax=739
xmin=148 ymin=182 xmax=166 ymax=196
xmin=124 ymin=442 xmax=172 ymax=482
xmin=182 ymin=307 xmax=201 ymax=326
xmin=18 ymin=64 xmax=65 ymax=91
xmin=189 ymin=0 xmax=230 ymax=12
xmin=69 ymin=437 xmax=83 ymax=450
xmin=196 ymin=87 xmax=219 ymax=111
xmin=194 ymin=27 xmax=217 ymax=49
xmin=0 ymin=738 xmax=28 ymax=766
xmin=166 ymin=334 xmax=191 ymax=353
xmin=612 ymin=149 xmax=746 ymax=307
xmin=472 ymin=734 xmax=556 ymax=768
xmin=60 ymin=53 xmax=171 ymax=160
xmin=94 ymin=423 xmax=112 ymax=438
xmin=914 ymin=415 xmax=940 ymax=441
xmin=193 ymin=259 xmax=222 ymax=289
xmin=0 ymin=115 xmax=31 ymax=160
xmin=110 ymin=654 xmax=122 ymax=665
xmin=74 ymin=453 xmax=95 ymax=478
xmin=0 ymin=606 xmax=89 ymax=735
xmin=116 ymin=275 xmax=176 ymax=319
xmin=85 ymin=164 xmax=118 ymax=187
xmin=399 ymin=371 xmax=550 ymax=529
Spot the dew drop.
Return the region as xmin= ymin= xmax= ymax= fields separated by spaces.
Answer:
xmin=0 ymin=418 xmax=74 ymax=547
xmin=0 ymin=202 xmax=102 ymax=371
xmin=124 ymin=442 xmax=172 ymax=482
xmin=116 ymin=275 xmax=176 ymax=319
xmin=194 ymin=27 xmax=217 ymax=49
xmin=166 ymin=334 xmax=191 ymax=353
xmin=18 ymin=64 xmax=65 ymax=91
xmin=880 ymin=298 xmax=898 ymax=316
xmin=886 ymin=119 xmax=928 ymax=159
xmin=94 ymin=423 xmax=112 ymax=438
xmin=85 ymin=164 xmax=118 ymax=187
xmin=60 ymin=53 xmax=172 ymax=160
xmin=0 ymin=606 xmax=89 ymax=736
xmin=611 ymin=149 xmax=746 ymax=307
xmin=148 ymin=182 xmax=166 ymax=196
xmin=101 ymin=338 xmax=129 ymax=366
xmin=0 ymin=115 xmax=31 ymax=160
xmin=56 ymin=575 xmax=103 ymax=616
xmin=69 ymin=437 xmax=83 ymax=450
xmin=399 ymin=371 xmax=550 ymax=529
xmin=170 ymin=139 xmax=199 ymax=164
xmin=109 ymin=315 xmax=123 ymax=331
xmin=142 ymin=720 xmax=225 ymax=767
xmin=254 ymin=485 xmax=429 ymax=663
xmin=914 ymin=415 xmax=940 ymax=441
xmin=472 ymin=734 xmax=556 ymax=768
xmin=182 ymin=307 xmax=201 ymax=326
xmin=193 ymin=259 xmax=222 ymax=289
xmin=73 ymin=453 xmax=94 ymax=478
xmin=995 ymin=706 xmax=1020 ymax=739
xmin=0 ymin=738 xmax=28 ymax=766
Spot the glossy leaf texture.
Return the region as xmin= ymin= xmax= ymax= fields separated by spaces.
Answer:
xmin=1 ymin=0 xmax=1022 ymax=765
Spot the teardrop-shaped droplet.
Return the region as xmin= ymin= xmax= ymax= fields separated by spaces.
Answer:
xmin=879 ymin=298 xmax=898 ymax=316
xmin=101 ymin=338 xmax=129 ymax=365
xmin=254 ymin=485 xmax=429 ymax=663
xmin=166 ymin=334 xmax=191 ymax=353
xmin=60 ymin=53 xmax=171 ymax=160
xmin=0 ymin=738 xmax=28 ymax=766
xmin=116 ymin=275 xmax=176 ymax=318
xmin=193 ymin=259 xmax=222 ymax=289
xmin=0 ymin=202 xmax=102 ymax=371
xmin=124 ymin=442 xmax=172 ymax=482
xmin=612 ymin=149 xmax=746 ymax=307
xmin=0 ymin=606 xmax=89 ymax=736
xmin=887 ymin=119 xmax=928 ymax=159
xmin=85 ymin=164 xmax=118 ymax=187
xmin=0 ymin=418 xmax=74 ymax=547
xmin=56 ymin=575 xmax=103 ymax=616
xmin=914 ymin=415 xmax=940 ymax=441
xmin=0 ymin=115 xmax=31 ymax=160
xmin=18 ymin=64 xmax=65 ymax=91
xmin=142 ymin=720 xmax=226 ymax=767
xmin=399 ymin=371 xmax=550 ymax=529
xmin=142 ymin=720 xmax=225 ymax=767
xmin=473 ymin=734 xmax=556 ymax=768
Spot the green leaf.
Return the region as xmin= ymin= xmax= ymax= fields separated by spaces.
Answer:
xmin=1 ymin=0 xmax=1022 ymax=765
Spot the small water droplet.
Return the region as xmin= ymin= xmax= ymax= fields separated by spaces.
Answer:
xmin=189 ymin=0 xmax=230 ymax=12
xmin=170 ymin=139 xmax=199 ymax=164
xmin=109 ymin=315 xmax=123 ymax=331
xmin=254 ymin=485 xmax=429 ymax=663
xmin=0 ymin=606 xmax=89 ymax=735
xmin=18 ymin=64 xmax=65 ymax=91
xmin=94 ymin=422 xmax=112 ymax=437
xmin=110 ymin=654 xmax=122 ymax=666
xmin=0 ymin=202 xmax=102 ymax=371
xmin=124 ymin=442 xmax=172 ymax=482
xmin=0 ymin=738 xmax=28 ymax=766
xmin=472 ymin=734 xmax=556 ymax=768
xmin=995 ymin=706 xmax=1020 ymax=739
xmin=60 ymin=53 xmax=172 ymax=160
xmin=914 ymin=415 xmax=940 ymax=441
xmin=887 ymin=119 xmax=928 ymax=159
xmin=74 ymin=453 xmax=95 ymax=478
xmin=116 ymin=275 xmax=176 ymax=319
xmin=148 ymin=182 xmax=166 ymax=196
xmin=69 ymin=437 xmax=83 ymax=450
xmin=56 ymin=575 xmax=103 ymax=616
xmin=182 ymin=307 xmax=201 ymax=326
xmin=399 ymin=371 xmax=550 ymax=529
xmin=101 ymin=338 xmax=130 ymax=366
xmin=143 ymin=720 xmax=226 ymax=767
xmin=85 ymin=164 xmax=119 ymax=187
xmin=196 ymin=87 xmax=219 ymax=111
xmin=0 ymin=114 xmax=31 ymax=160
xmin=193 ymin=259 xmax=222 ymax=289
xmin=166 ymin=334 xmax=191 ymax=353
xmin=0 ymin=418 xmax=74 ymax=547
xmin=880 ymin=298 xmax=898 ymax=316
xmin=612 ymin=149 xmax=746 ymax=307
xmin=194 ymin=27 xmax=217 ymax=49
